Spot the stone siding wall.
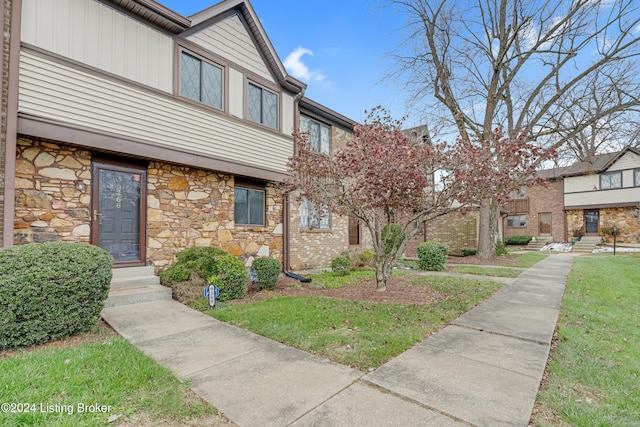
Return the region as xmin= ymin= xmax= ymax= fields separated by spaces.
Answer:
xmin=13 ymin=137 xmax=91 ymax=244
xmin=146 ymin=161 xmax=283 ymax=272
xmin=566 ymin=207 xmax=640 ymax=243
xmin=503 ymin=179 xmax=565 ymax=242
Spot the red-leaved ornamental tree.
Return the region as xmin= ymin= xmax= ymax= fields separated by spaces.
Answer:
xmin=287 ymin=107 xmax=467 ymax=291
xmin=287 ymin=108 xmax=557 ymax=291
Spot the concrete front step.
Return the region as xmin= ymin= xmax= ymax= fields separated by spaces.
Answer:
xmin=572 ymin=242 xmax=596 ymax=253
xmin=525 ymin=242 xmax=548 ymax=251
xmin=106 ymin=266 xmax=171 ymax=307
xmin=104 ymin=285 xmax=172 ymax=308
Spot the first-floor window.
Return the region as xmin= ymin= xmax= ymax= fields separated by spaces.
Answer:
xmin=299 ymin=198 xmax=330 ymax=229
xmin=234 ymin=186 xmax=265 ymax=226
xmin=507 ymin=215 xmax=526 ymax=228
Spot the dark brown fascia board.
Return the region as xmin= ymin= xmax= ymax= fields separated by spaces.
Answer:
xmin=300 ymin=97 xmax=356 ymax=132
xmin=550 ymin=146 xmax=640 ymax=179
xmin=186 ymin=0 xmax=305 ymax=95
xmin=565 ymin=201 xmax=640 ymax=210
xmin=17 ymin=113 xmax=286 ymax=183
xmin=105 ymin=0 xmax=191 ymax=34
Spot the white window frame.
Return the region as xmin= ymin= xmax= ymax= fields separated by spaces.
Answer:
xmin=299 ymin=198 xmax=330 ymax=230
xmin=300 ymin=115 xmax=331 ymax=154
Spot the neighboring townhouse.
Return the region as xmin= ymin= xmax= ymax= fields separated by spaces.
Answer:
xmin=562 ymin=147 xmax=640 ymax=243
xmin=2 ymin=0 xmax=318 ymax=273
xmin=502 ymin=175 xmax=565 ymax=243
xmin=288 ymin=97 xmax=371 ymax=270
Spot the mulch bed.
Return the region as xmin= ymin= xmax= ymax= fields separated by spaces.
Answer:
xmin=234 ymin=274 xmax=446 ymax=306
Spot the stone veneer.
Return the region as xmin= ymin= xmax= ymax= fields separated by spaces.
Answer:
xmin=14 ymin=138 xmax=285 ymax=272
xmin=146 ymin=161 xmax=284 ymax=273
xmin=13 ymin=137 xmax=91 ymax=244
xmin=566 ymin=207 xmax=640 ymax=243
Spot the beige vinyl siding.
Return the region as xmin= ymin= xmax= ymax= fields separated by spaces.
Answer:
xmin=228 ymin=68 xmax=244 ymax=119
xmin=19 ymin=51 xmax=292 ymax=174
xmin=608 ymin=151 xmax=640 ymax=171
xmin=21 ymin=0 xmax=173 ymax=92
xmin=187 ymin=14 xmax=275 ymax=84
xmin=282 ymin=92 xmax=295 ymax=135
xmin=565 ymin=187 xmax=640 ymax=207
xmin=564 ymin=175 xmax=599 ymax=193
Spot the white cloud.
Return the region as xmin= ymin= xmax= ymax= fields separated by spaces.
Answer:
xmin=283 ymin=47 xmax=326 ymax=82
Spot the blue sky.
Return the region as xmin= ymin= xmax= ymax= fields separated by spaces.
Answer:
xmin=157 ymin=0 xmax=411 ymax=124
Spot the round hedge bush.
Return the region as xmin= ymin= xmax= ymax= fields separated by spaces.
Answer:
xmin=0 ymin=242 xmax=113 ymax=350
xmin=208 ymin=254 xmax=247 ymax=302
xmin=417 ymin=240 xmax=449 ymax=271
xmin=331 ymin=254 xmax=351 ymax=275
xmin=250 ymin=257 xmax=282 ymax=290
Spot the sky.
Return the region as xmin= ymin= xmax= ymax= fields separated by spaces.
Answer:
xmin=157 ymin=0 xmax=412 ymax=125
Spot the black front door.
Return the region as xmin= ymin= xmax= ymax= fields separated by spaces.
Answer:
xmin=585 ymin=210 xmax=599 ymax=234
xmin=92 ymin=161 xmax=146 ymax=266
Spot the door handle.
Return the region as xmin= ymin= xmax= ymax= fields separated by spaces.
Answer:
xmin=93 ymin=210 xmax=101 ymax=221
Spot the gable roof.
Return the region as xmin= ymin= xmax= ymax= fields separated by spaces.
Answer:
xmin=538 ymin=146 xmax=640 ymax=179
xmin=187 ymin=0 xmax=306 ymax=94
xmin=112 ymin=0 xmax=305 ymax=94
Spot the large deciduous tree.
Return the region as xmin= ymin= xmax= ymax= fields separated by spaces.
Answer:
xmin=390 ymin=0 xmax=640 ymax=257
xmin=287 ymin=108 xmax=551 ymax=291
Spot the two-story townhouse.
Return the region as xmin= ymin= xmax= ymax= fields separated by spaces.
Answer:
xmin=563 ymin=147 xmax=640 ymax=243
xmin=287 ymin=97 xmax=370 ymax=270
xmin=2 ymin=0 xmax=314 ymax=273
xmin=502 ymin=173 xmax=565 ymax=244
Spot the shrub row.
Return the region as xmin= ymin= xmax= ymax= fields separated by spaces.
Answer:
xmin=0 ymin=243 xmax=113 ymax=350
xmin=504 ymin=235 xmax=533 ymax=245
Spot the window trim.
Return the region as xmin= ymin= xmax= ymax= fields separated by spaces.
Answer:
xmin=234 ymin=185 xmax=266 ymax=227
xmin=599 ymin=171 xmax=623 ymax=190
xmin=299 ymin=198 xmax=331 ymax=230
xmin=634 ymin=168 xmax=640 ymax=187
xmin=506 ymin=214 xmax=527 ymax=228
xmin=300 ymin=114 xmax=331 ymax=155
xmin=175 ymin=44 xmax=228 ymax=112
xmin=246 ymin=79 xmax=280 ymax=130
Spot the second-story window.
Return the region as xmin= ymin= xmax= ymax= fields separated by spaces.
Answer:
xmin=634 ymin=169 xmax=640 ymax=187
xmin=180 ymin=51 xmax=223 ymax=109
xmin=509 ymin=186 xmax=526 ymax=199
xmin=300 ymin=115 xmax=331 ymax=154
xmin=248 ymin=82 xmax=278 ymax=129
xmin=600 ymin=171 xmax=622 ymax=190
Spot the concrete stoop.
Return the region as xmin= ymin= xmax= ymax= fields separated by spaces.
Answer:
xmin=572 ymin=241 xmax=596 ymax=253
xmin=105 ymin=266 xmax=172 ymax=308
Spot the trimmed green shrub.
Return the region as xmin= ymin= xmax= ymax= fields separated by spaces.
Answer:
xmin=504 ymin=236 xmax=533 ymax=245
xmin=160 ymin=246 xmax=226 ymax=285
xmin=417 ymin=240 xmax=449 ymax=271
xmin=0 ymin=242 xmax=113 ymax=350
xmin=461 ymin=248 xmax=477 ymax=257
xmin=160 ymin=247 xmax=246 ymax=305
xmin=382 ymin=223 xmax=407 ymax=255
xmin=251 ymin=257 xmax=281 ymax=290
xmin=331 ymin=254 xmax=351 ymax=275
xmin=208 ymin=254 xmax=247 ymax=302
xmin=495 ymin=240 xmax=508 ymax=256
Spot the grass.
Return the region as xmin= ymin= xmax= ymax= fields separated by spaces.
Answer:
xmin=306 ymin=269 xmax=409 ymax=289
xmin=209 ymin=275 xmax=501 ymax=370
xmin=449 ymin=265 xmax=522 ymax=277
xmin=533 ymin=256 xmax=640 ymax=426
xmin=509 ymin=252 xmax=548 ymax=268
xmin=0 ymin=329 xmax=216 ymax=426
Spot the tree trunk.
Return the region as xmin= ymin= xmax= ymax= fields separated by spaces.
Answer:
xmin=477 ymin=198 xmax=495 ymax=259
xmin=375 ymin=256 xmax=392 ymax=291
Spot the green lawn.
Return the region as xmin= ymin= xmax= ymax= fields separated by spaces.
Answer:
xmin=533 ymin=256 xmax=640 ymax=426
xmin=306 ymin=269 xmax=409 ymax=289
xmin=508 ymin=252 xmax=548 ymax=267
xmin=449 ymin=265 xmax=522 ymax=277
xmin=209 ymin=275 xmax=501 ymax=370
xmin=0 ymin=331 xmax=217 ymax=426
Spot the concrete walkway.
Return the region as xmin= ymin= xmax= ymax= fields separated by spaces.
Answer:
xmin=101 ymin=254 xmax=574 ymax=427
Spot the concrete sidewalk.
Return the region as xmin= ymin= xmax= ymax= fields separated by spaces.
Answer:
xmin=102 ymin=254 xmax=574 ymax=427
